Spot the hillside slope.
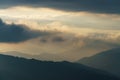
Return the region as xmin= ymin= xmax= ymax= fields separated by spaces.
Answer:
xmin=78 ymin=48 xmax=120 ymax=77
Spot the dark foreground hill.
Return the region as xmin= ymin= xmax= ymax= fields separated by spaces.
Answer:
xmin=77 ymin=48 xmax=120 ymax=77
xmin=0 ymin=54 xmax=119 ymax=80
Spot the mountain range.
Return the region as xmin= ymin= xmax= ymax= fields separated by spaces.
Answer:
xmin=0 ymin=54 xmax=119 ymax=80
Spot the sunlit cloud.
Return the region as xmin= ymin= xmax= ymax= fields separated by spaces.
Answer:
xmin=0 ymin=6 xmax=120 ymax=61
xmin=1 ymin=6 xmax=120 ymax=30
xmin=0 ymin=6 xmax=74 ymax=20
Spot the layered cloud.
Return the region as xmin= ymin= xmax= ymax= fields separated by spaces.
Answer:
xmin=6 ymin=30 xmax=119 ymax=61
xmin=0 ymin=17 xmax=120 ymax=61
xmin=0 ymin=0 xmax=120 ymax=14
xmin=0 ymin=19 xmax=49 ymax=43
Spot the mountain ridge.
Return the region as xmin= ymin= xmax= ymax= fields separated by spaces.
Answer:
xmin=0 ymin=54 xmax=119 ymax=80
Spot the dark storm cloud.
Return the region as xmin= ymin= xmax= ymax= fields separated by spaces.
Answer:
xmin=0 ymin=0 xmax=120 ymax=14
xmin=0 ymin=19 xmax=48 ymax=43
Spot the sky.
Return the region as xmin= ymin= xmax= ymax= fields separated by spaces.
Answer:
xmin=0 ymin=0 xmax=120 ymax=61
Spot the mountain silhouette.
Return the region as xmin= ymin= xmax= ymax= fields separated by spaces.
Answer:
xmin=0 ymin=54 xmax=119 ymax=80
xmin=77 ymin=48 xmax=120 ymax=77
xmin=1 ymin=51 xmax=65 ymax=61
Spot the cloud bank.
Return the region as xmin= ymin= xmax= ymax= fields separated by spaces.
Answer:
xmin=0 ymin=0 xmax=120 ymax=14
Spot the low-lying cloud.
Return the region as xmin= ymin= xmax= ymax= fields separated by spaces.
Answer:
xmin=0 ymin=19 xmax=49 ymax=43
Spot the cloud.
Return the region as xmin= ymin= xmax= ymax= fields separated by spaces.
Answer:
xmin=0 ymin=0 xmax=120 ymax=14
xmin=40 ymin=36 xmax=66 ymax=43
xmin=52 ymin=36 xmax=65 ymax=42
xmin=0 ymin=20 xmax=120 ymax=61
xmin=22 ymin=31 xmax=120 ymax=61
xmin=0 ymin=19 xmax=48 ymax=43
